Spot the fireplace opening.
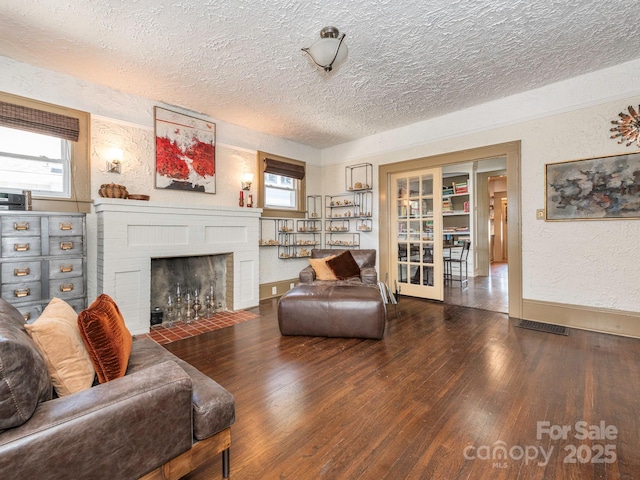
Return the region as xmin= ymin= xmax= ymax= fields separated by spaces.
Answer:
xmin=150 ymin=253 xmax=233 ymax=325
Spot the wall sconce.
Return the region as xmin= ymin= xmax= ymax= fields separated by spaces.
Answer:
xmin=302 ymin=26 xmax=348 ymax=72
xmin=242 ymin=173 xmax=254 ymax=190
xmin=106 ymin=148 xmax=123 ymax=174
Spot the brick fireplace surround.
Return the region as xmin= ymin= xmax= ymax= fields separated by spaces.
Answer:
xmin=93 ymin=199 xmax=261 ymax=335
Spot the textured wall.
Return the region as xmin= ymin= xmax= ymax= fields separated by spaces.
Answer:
xmin=0 ymin=54 xmax=322 ymax=292
xmin=2 ymin=53 xmax=640 ymax=311
xmin=321 ymin=94 xmax=640 ymax=313
xmin=91 ymin=117 xmax=258 ymax=208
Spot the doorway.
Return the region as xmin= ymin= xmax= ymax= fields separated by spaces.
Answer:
xmin=442 ymin=160 xmax=508 ymax=313
xmin=378 ymin=142 xmax=522 ymax=319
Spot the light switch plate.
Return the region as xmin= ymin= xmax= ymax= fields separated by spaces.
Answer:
xmin=536 ymin=209 xmax=545 ymax=220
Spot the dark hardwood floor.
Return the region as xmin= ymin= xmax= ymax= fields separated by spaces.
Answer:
xmin=165 ymin=296 xmax=640 ymax=479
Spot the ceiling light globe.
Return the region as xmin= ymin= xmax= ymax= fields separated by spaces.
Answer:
xmin=308 ymin=38 xmax=348 ymax=71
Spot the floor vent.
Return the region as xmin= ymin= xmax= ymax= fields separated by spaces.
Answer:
xmin=516 ymin=320 xmax=568 ymax=336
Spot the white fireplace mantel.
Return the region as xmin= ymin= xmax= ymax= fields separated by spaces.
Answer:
xmin=93 ymin=198 xmax=261 ymax=334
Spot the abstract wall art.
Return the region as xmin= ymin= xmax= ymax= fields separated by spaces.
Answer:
xmin=155 ymin=106 xmax=216 ymax=193
xmin=545 ymin=152 xmax=640 ymax=220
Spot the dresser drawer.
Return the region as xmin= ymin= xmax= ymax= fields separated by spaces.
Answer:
xmin=49 ymin=258 xmax=84 ymax=279
xmin=15 ymin=298 xmax=85 ymax=324
xmin=1 ymin=281 xmax=42 ymax=304
xmin=1 ymin=216 xmax=41 ymax=237
xmin=1 ymin=260 xmax=42 ymax=284
xmin=49 ymin=277 xmax=84 ymax=300
xmin=1 ymin=236 xmax=42 ymax=258
xmin=17 ymin=303 xmax=46 ymax=324
xmin=66 ymin=297 xmax=87 ymax=314
xmin=49 ymin=236 xmax=83 ymax=256
xmin=48 ymin=216 xmax=84 ymax=236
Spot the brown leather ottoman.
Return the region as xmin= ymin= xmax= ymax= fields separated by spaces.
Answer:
xmin=278 ymin=284 xmax=386 ymax=339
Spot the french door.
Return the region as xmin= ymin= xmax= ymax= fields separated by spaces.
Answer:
xmin=390 ymin=168 xmax=443 ymax=300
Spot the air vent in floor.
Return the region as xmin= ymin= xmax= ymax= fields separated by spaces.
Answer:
xmin=516 ymin=320 xmax=568 ymax=336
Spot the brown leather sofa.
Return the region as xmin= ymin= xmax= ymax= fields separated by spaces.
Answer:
xmin=279 ymin=249 xmax=386 ymax=339
xmin=0 ymin=298 xmax=234 ymax=480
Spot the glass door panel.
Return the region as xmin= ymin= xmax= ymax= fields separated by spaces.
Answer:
xmin=391 ymin=168 xmax=443 ymax=300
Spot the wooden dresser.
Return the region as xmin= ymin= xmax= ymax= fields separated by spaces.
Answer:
xmin=0 ymin=211 xmax=86 ymax=322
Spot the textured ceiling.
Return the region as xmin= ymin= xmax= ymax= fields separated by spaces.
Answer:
xmin=1 ymin=0 xmax=640 ymax=148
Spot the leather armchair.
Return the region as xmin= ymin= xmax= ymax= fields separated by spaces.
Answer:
xmin=280 ymin=249 xmax=386 ymax=339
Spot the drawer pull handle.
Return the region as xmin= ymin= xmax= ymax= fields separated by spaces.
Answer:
xmin=59 ymin=223 xmax=73 ymax=231
xmin=13 ymin=222 xmax=29 ymax=231
xmin=14 ymin=288 xmax=30 ymax=298
xmin=60 ymin=283 xmax=74 ymax=293
xmin=23 ymin=312 xmax=31 ymax=322
xmin=14 ymin=267 xmax=30 ymax=277
xmin=14 ymin=244 xmax=30 ymax=252
xmin=60 ymin=265 xmax=74 ymax=273
xmin=60 ymin=241 xmax=73 ymax=250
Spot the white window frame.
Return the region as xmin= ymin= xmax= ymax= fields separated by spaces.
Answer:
xmin=264 ymin=173 xmax=298 ymax=210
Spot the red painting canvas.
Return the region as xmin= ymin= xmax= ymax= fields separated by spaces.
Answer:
xmin=155 ymin=107 xmax=216 ymax=193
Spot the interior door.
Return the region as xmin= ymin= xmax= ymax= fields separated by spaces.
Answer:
xmin=391 ymin=168 xmax=443 ymax=300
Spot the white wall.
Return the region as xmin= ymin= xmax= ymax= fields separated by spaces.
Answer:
xmin=0 ymin=55 xmax=323 ymax=292
xmin=3 ymin=53 xmax=640 ymax=314
xmin=319 ymin=59 xmax=640 ymax=314
xmin=0 ymin=55 xmax=321 ymax=210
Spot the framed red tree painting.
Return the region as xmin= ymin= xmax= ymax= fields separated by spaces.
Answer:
xmin=154 ymin=106 xmax=216 ymax=193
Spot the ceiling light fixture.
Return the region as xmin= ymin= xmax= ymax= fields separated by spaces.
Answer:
xmin=302 ymin=26 xmax=348 ymax=72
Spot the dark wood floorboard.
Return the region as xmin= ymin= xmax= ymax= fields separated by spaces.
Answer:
xmin=164 ymin=296 xmax=640 ymax=480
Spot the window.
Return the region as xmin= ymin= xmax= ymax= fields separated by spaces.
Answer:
xmin=0 ymin=126 xmax=71 ymax=197
xmin=264 ymin=173 xmax=298 ymax=209
xmin=257 ymin=151 xmax=306 ymax=218
xmin=0 ymin=92 xmax=90 ymax=211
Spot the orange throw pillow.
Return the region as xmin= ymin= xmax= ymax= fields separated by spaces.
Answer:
xmin=308 ymin=255 xmax=337 ymax=280
xmin=77 ymin=294 xmax=132 ymax=383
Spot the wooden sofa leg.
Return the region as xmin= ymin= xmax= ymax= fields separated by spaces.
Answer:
xmin=222 ymin=448 xmax=230 ymax=478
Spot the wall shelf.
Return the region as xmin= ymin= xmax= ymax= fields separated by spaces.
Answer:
xmin=345 ymin=163 xmax=373 ymax=191
xmin=307 ymin=195 xmax=322 ymax=219
xmin=326 ymin=233 xmax=360 ymax=249
xmin=297 ymin=219 xmax=321 ymax=232
xmin=326 ymin=219 xmax=350 ymax=232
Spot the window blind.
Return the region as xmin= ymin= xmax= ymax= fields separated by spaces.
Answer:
xmin=264 ymin=158 xmax=305 ymax=180
xmin=0 ymin=101 xmax=80 ymax=142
